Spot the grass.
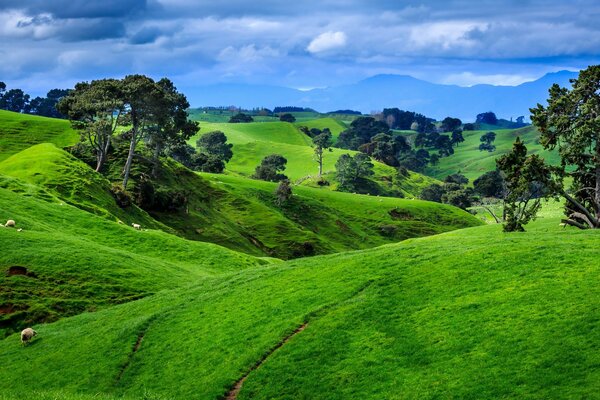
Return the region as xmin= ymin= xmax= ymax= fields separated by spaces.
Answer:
xmin=294 ymin=117 xmax=347 ymax=140
xmin=0 ymin=110 xmax=78 ymax=162
xmin=0 ymin=202 xmax=598 ymax=399
xmin=424 ymin=126 xmax=561 ymax=181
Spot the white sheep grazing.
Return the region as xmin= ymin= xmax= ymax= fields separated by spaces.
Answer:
xmin=5 ymin=219 xmax=15 ymax=228
xmin=21 ymin=328 xmax=37 ymax=345
xmin=132 ymin=223 xmax=141 ymax=230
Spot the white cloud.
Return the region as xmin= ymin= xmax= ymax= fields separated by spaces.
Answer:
xmin=307 ymin=31 xmax=347 ymax=53
xmin=441 ymin=72 xmax=537 ymax=87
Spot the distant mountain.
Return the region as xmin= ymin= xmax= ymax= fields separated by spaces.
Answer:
xmin=185 ymin=70 xmax=578 ymax=121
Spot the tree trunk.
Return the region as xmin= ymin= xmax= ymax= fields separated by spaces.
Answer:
xmin=152 ymin=143 xmax=161 ymax=178
xmin=318 ymin=150 xmax=323 ymax=177
xmin=122 ymin=136 xmax=137 ymax=189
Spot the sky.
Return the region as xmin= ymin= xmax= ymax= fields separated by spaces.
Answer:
xmin=1 ymin=0 xmax=599 ymax=98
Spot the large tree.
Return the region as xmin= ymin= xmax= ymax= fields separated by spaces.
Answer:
xmin=253 ymin=154 xmax=288 ymax=182
xmin=531 ymin=65 xmax=600 ymax=229
xmin=57 ymin=79 xmax=124 ymax=172
xmin=335 ymin=153 xmax=374 ymax=192
xmin=0 ymin=88 xmax=30 ymax=113
xmin=29 ymin=89 xmax=70 ymax=118
xmin=312 ymin=128 xmax=333 ymax=177
xmin=497 ymin=138 xmax=557 ymax=232
xmin=121 ymin=75 xmax=165 ymax=189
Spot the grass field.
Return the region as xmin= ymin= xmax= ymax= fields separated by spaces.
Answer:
xmin=1 ymin=199 xmax=597 ymax=399
xmin=424 ymin=126 xmax=561 ymax=181
xmin=0 ymin=110 xmax=78 ymax=162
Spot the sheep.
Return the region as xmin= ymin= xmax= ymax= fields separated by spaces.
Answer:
xmin=20 ymin=328 xmax=37 ymax=345
xmin=5 ymin=219 xmax=15 ymax=228
xmin=17 ymin=228 xmax=22 ymax=232
xmin=132 ymin=223 xmax=141 ymax=230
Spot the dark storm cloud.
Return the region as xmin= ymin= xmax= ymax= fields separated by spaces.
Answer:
xmin=0 ymin=0 xmax=598 ymax=97
xmin=0 ymin=0 xmax=148 ymax=19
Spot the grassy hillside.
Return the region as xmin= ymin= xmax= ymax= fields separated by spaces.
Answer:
xmin=0 ymin=110 xmax=78 ymax=162
xmin=190 ymin=120 xmax=439 ymax=197
xmin=1 ymin=203 xmax=597 ymax=399
xmin=424 ymin=126 xmax=561 ymax=181
xmin=0 ymin=176 xmax=266 ymax=337
xmin=0 ymin=143 xmax=479 ymax=261
xmin=294 ymin=117 xmax=347 ymax=140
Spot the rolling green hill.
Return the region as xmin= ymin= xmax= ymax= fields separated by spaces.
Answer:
xmin=294 ymin=117 xmax=347 ymax=140
xmin=0 ymin=110 xmax=78 ymax=162
xmin=424 ymin=126 xmax=561 ymax=181
xmin=190 ymin=120 xmax=439 ymax=197
xmin=0 ymin=200 xmax=597 ymax=399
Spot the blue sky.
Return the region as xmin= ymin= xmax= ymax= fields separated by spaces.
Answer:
xmin=1 ymin=0 xmax=599 ymax=97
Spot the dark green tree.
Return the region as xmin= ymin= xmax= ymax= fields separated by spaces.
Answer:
xmin=444 ymin=173 xmax=469 ymax=185
xmin=29 ymin=89 xmax=70 ymax=118
xmin=196 ymin=131 xmax=233 ymax=163
xmin=531 ymin=65 xmax=600 ymax=229
xmin=476 ymin=111 xmax=498 ymax=125
xmin=441 ymin=117 xmax=462 ymax=132
xmin=253 ymin=154 xmax=288 ymax=182
xmin=57 ymin=79 xmax=124 ymax=172
xmin=335 ymin=153 xmax=374 ymax=192
xmin=479 ymin=131 xmax=496 ymax=152
xmin=496 ymin=137 xmax=557 ymax=231
xmin=337 ymin=116 xmax=389 ymax=150
xmin=275 ymin=179 xmax=293 ymax=206
xmin=312 ymin=128 xmax=333 ymax=177
xmin=0 ymin=88 xmax=30 ymax=113
xmin=473 ymin=170 xmax=505 ymax=198
xmin=229 ymin=113 xmax=254 ymax=123
xmin=279 ymin=113 xmax=296 ymax=123
xmin=451 ymin=130 xmax=464 ymax=147
xmin=419 ymin=184 xmax=444 ymax=202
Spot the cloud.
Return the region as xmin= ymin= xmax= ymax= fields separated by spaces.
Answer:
xmin=441 ymin=72 xmax=538 ymax=86
xmin=307 ymin=31 xmax=347 ymax=53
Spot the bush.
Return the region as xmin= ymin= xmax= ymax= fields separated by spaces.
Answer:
xmin=110 ymin=183 xmax=131 ymax=208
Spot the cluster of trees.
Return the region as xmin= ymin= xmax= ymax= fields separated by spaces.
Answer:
xmin=0 ymin=82 xmax=70 ymax=118
xmin=229 ymin=113 xmax=254 ymax=123
xmin=476 ymin=111 xmax=498 ymax=125
xmin=58 ymin=75 xmax=199 ymax=189
xmin=169 ymin=131 xmax=233 ymax=173
xmin=378 ymin=108 xmax=436 ymax=132
xmin=273 ymin=106 xmax=315 ymax=113
xmin=279 ymin=113 xmax=296 ymax=123
xmin=252 ymin=154 xmax=288 ymax=182
xmin=335 ymin=153 xmax=374 ymax=192
xmin=479 ymin=131 xmax=497 ymax=152
xmin=420 ymin=174 xmax=475 ymax=210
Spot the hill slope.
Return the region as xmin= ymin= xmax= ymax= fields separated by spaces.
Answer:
xmin=1 ymin=205 xmax=598 ymax=399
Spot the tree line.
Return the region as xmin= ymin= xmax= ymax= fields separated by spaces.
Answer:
xmin=0 ymin=82 xmax=69 ymax=118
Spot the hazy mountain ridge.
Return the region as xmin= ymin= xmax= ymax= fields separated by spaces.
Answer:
xmin=188 ymin=70 xmax=578 ymax=120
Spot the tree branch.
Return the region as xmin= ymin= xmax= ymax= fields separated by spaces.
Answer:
xmin=561 ymin=190 xmax=599 ymax=226
xmin=561 ymin=218 xmax=588 ymax=230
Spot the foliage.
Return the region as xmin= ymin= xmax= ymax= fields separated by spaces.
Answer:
xmin=279 ymin=113 xmax=296 ymax=123
xmin=479 ymin=131 xmax=497 ymax=152
xmin=274 ymin=179 xmax=293 ymax=206
xmin=450 ymin=130 xmax=464 ymax=147
xmin=196 ymin=131 xmax=233 ymax=163
xmin=28 ymin=89 xmax=70 ymax=118
xmin=253 ymin=154 xmax=288 ymax=182
xmin=473 ymin=170 xmax=505 ymax=198
xmin=444 ymin=173 xmax=469 ymax=185
xmin=476 ymin=111 xmax=498 ymax=125
xmin=337 ymin=116 xmax=390 ymax=150
xmin=335 ymin=153 xmax=374 ymax=192
xmin=531 ymin=64 xmax=600 ymax=229
xmin=312 ymin=128 xmax=333 ymax=176
xmin=381 ymin=108 xmax=434 ymax=132
xmin=0 ymin=89 xmax=30 ymax=113
xmin=419 ymin=183 xmax=445 ymax=202
xmin=229 ymin=113 xmax=254 ymax=123
xmin=496 ymin=137 xmax=557 ymax=231
xmin=441 ymin=117 xmax=462 ymax=132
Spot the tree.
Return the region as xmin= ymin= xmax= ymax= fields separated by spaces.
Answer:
xmin=121 ymin=74 xmax=166 ymax=189
xmin=197 ymin=131 xmax=233 ymax=163
xmin=496 ymin=137 xmax=557 ymax=231
xmin=479 ymin=131 xmax=496 ymax=152
xmin=275 ymin=179 xmax=293 ymax=206
xmin=253 ymin=154 xmax=288 ymax=182
xmin=444 ymin=173 xmax=469 ymax=185
xmin=473 ymin=170 xmax=505 ymax=198
xmin=0 ymin=88 xmax=30 ymax=113
xmin=419 ymin=184 xmax=444 ymax=202
xmin=147 ymin=78 xmax=198 ymax=177
xmin=279 ymin=113 xmax=296 ymax=123
xmin=0 ymin=82 xmax=5 ymax=97
xmin=57 ymin=79 xmax=124 ymax=172
xmin=429 ymin=153 xmax=440 ymax=166
xmin=435 ymin=135 xmax=454 ymax=157
xmin=335 ymin=153 xmax=374 ymax=192
xmin=463 ymin=123 xmax=475 ymax=131
xmin=29 ymin=89 xmax=70 ymax=118
xmin=312 ymin=128 xmax=333 ymax=177
xmin=229 ymin=113 xmax=254 ymax=123
xmin=441 ymin=117 xmax=462 ymax=132
xmin=531 ymin=65 xmax=600 ymax=229
xmin=476 ymin=111 xmax=498 ymax=125
xmin=337 ymin=116 xmax=389 ymax=150
xmin=451 ymin=130 xmax=464 ymax=147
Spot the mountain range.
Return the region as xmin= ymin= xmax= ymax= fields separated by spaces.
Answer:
xmin=186 ymin=70 xmax=578 ymax=121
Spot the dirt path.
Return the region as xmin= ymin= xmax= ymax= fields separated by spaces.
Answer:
xmin=225 ymin=323 xmax=308 ymax=400
xmin=115 ymin=327 xmax=149 ymax=384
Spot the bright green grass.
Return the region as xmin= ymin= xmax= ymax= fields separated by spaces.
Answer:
xmin=425 ymin=126 xmax=561 ymax=181
xmin=294 ymin=117 xmax=347 ymax=140
xmin=0 ymin=175 xmax=266 ymax=336
xmin=1 ymin=204 xmax=598 ymax=399
xmin=196 ymin=121 xmax=312 ymax=146
xmin=0 ymin=110 xmax=78 ymax=162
